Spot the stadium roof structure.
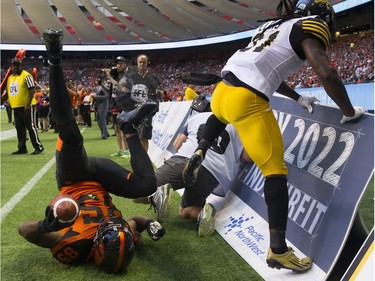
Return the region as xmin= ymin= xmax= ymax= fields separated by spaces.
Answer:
xmin=0 ymin=0 xmax=372 ymax=51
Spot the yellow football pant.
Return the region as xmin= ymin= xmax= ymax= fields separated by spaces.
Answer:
xmin=211 ymin=81 xmax=288 ymax=177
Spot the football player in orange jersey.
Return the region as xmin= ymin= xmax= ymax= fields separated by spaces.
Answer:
xmin=18 ymin=28 xmax=163 ymax=274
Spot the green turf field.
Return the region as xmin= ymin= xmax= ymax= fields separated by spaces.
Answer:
xmin=1 ymin=109 xmax=373 ymax=281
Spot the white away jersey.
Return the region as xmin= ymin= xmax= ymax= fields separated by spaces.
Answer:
xmin=222 ymin=16 xmax=331 ymax=99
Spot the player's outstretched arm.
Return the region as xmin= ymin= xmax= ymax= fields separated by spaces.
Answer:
xmin=128 ymin=215 xmax=165 ymax=241
xmin=276 ymin=81 xmax=320 ymax=113
xmin=303 ymin=38 xmax=354 ymax=115
xmin=18 ymin=220 xmax=63 ymax=248
xmin=18 ymin=196 xmax=79 ymax=248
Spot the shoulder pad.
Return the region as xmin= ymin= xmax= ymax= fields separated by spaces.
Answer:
xmin=301 ymin=17 xmax=330 ymax=49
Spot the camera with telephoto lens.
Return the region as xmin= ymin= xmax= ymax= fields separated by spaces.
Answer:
xmin=99 ymin=67 xmax=118 ymax=76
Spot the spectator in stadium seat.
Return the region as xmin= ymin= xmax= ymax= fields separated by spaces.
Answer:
xmin=161 ymin=90 xmax=172 ymax=102
xmin=184 ymin=84 xmax=198 ymax=101
xmin=175 ymin=94 xmax=183 ymax=101
xmin=183 ymin=0 xmax=366 ymax=274
xmin=18 ymin=28 xmax=165 ymax=274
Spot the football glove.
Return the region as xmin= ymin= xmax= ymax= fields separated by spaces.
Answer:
xmin=37 ymin=205 xmax=75 ymax=234
xmin=298 ymin=95 xmax=320 ymax=113
xmin=146 ymin=220 xmax=165 ymax=241
xmin=340 ymin=107 xmax=366 ymax=124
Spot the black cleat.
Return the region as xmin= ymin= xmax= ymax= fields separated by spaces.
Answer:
xmin=117 ymin=100 xmax=158 ymax=127
xmin=182 ymin=149 xmax=203 ymax=186
xmin=42 ymin=28 xmax=64 ymax=65
xmin=12 ymin=149 xmax=28 ymax=155
xmin=30 ymin=148 xmax=44 ymax=155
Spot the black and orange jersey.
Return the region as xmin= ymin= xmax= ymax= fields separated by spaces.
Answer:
xmin=50 ymin=181 xmax=122 ymax=265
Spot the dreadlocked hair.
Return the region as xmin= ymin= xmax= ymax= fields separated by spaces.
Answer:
xmin=276 ymin=0 xmax=297 ymax=17
xmin=259 ymin=0 xmax=298 ymax=23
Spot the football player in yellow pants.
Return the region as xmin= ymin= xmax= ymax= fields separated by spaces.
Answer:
xmin=183 ymin=0 xmax=365 ymax=273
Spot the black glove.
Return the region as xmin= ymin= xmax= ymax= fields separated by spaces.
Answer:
xmin=37 ymin=205 xmax=75 ymax=234
xmin=146 ymin=220 xmax=165 ymax=241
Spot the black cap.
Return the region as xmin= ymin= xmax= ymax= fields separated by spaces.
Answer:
xmin=115 ymin=56 xmax=127 ymax=63
xmin=11 ymin=58 xmax=22 ymax=64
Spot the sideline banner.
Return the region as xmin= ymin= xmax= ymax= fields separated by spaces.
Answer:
xmin=149 ymin=101 xmax=192 ymax=167
xmin=294 ymin=83 xmax=374 ymax=111
xmin=215 ymin=96 xmax=374 ymax=280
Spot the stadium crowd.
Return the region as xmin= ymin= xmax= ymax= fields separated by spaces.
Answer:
xmin=1 ymin=31 xmax=372 ymax=132
xmin=286 ymin=32 xmax=374 ymax=88
xmin=2 ymin=31 xmax=373 ymax=103
xmin=1 ymin=31 xmax=373 ymax=130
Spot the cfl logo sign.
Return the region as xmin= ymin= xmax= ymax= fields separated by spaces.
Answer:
xmin=131 ymin=84 xmax=149 ymax=102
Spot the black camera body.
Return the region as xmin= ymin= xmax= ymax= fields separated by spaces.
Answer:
xmin=110 ymin=67 xmax=118 ymax=77
xmin=99 ymin=67 xmax=118 ymax=77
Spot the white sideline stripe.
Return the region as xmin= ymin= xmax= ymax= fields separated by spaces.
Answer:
xmin=0 ymin=157 xmax=56 ymax=222
xmin=0 ymin=128 xmax=85 ymax=222
xmin=0 ymin=129 xmax=16 ymax=140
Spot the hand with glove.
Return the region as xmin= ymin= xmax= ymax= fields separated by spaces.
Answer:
xmin=37 ymin=205 xmax=76 ymax=234
xmin=146 ymin=220 xmax=165 ymax=241
xmin=298 ymin=95 xmax=320 ymax=113
xmin=340 ymin=107 xmax=366 ymax=124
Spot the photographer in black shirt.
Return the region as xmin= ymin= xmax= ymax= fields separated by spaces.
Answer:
xmin=103 ymin=56 xmax=130 ymax=157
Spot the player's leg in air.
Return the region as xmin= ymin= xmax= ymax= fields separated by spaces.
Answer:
xmin=87 ymin=88 xmax=159 ymax=198
xmin=88 ymin=124 xmax=158 ymax=198
xmin=43 ymin=29 xmax=96 ymax=187
xmin=43 ymin=28 xmax=157 ymax=198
